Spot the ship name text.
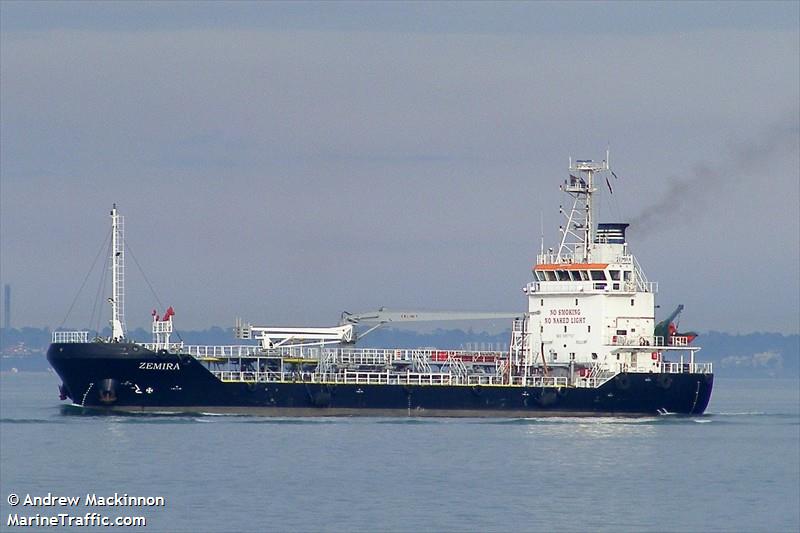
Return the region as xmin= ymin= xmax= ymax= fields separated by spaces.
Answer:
xmin=139 ymin=362 xmax=180 ymax=371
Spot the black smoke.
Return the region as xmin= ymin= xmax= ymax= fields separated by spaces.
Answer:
xmin=627 ymin=117 xmax=799 ymax=237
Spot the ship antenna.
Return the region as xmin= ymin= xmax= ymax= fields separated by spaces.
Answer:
xmin=539 ymin=212 xmax=545 ymax=256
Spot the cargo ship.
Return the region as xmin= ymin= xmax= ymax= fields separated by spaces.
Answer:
xmin=48 ymin=156 xmax=713 ymax=416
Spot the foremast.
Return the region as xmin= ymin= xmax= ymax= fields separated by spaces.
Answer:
xmin=110 ymin=204 xmax=126 ymax=341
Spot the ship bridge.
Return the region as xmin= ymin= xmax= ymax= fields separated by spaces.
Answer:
xmin=531 ymin=218 xmax=655 ymax=294
xmin=529 ymin=254 xmax=656 ymax=294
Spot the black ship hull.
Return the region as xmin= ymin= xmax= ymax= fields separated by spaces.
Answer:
xmin=48 ymin=343 xmax=714 ymax=416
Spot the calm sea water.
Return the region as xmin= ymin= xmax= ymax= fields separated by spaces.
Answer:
xmin=1 ymin=373 xmax=798 ymax=533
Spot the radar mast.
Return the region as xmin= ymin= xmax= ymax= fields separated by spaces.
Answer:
xmin=557 ymin=156 xmax=610 ymax=263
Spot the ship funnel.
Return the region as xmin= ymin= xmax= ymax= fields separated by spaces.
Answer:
xmin=595 ymin=223 xmax=628 ymax=244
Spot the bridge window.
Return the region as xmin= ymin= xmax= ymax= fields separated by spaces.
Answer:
xmin=590 ymin=270 xmax=606 ymax=280
xmin=624 ymin=271 xmax=632 ymax=281
xmin=580 ymin=270 xmax=589 ymax=281
xmin=557 ymin=270 xmax=570 ymax=281
xmin=610 ymin=270 xmax=620 ymax=281
xmin=569 ymin=270 xmax=581 ymax=281
xmin=545 ymin=271 xmax=557 ymax=281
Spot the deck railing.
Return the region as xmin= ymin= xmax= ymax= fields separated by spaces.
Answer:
xmin=508 ymin=375 xmax=570 ymax=388
xmin=659 ymin=362 xmax=713 ymax=374
xmin=527 ymin=281 xmax=657 ymax=294
xmin=51 ymin=331 xmax=89 ymax=343
xmin=210 ymin=369 xmax=510 ymax=387
xmin=141 ymin=343 xmax=260 ymax=358
xmin=171 ymin=345 xmax=507 ymax=362
xmin=606 ymin=335 xmax=695 ymax=348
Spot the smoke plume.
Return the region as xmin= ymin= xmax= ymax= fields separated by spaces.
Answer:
xmin=628 ymin=117 xmax=799 ymax=237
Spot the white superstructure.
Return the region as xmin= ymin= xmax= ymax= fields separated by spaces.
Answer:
xmin=513 ymin=156 xmax=697 ymax=380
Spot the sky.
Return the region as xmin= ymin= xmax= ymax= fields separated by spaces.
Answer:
xmin=1 ymin=1 xmax=798 ymax=334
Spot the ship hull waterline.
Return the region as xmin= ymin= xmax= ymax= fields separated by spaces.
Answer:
xmin=48 ymin=343 xmax=714 ymax=417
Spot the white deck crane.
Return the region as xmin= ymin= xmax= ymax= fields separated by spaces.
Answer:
xmin=233 ymin=318 xmax=355 ymax=349
xmin=339 ymin=308 xmax=522 ymax=339
xmin=233 ymin=308 xmax=521 ymax=349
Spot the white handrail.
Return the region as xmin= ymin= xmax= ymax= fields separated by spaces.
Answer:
xmin=52 ymin=331 xmax=89 ymax=343
xmin=605 ymin=335 xmax=697 ymax=348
